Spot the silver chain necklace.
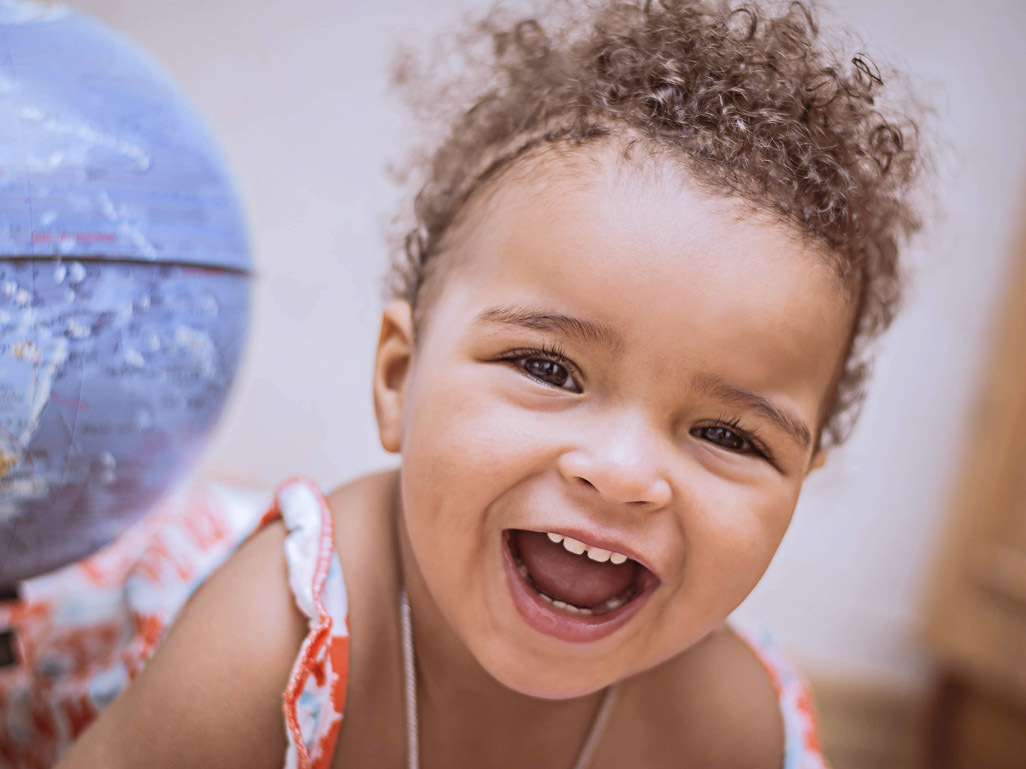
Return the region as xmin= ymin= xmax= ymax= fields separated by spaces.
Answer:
xmin=400 ymin=589 xmax=618 ymax=769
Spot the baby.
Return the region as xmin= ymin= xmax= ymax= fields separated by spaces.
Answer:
xmin=56 ymin=0 xmax=924 ymax=767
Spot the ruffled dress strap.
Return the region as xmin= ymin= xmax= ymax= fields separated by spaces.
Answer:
xmin=733 ymin=623 xmax=830 ymax=769
xmin=262 ymin=477 xmax=350 ymax=769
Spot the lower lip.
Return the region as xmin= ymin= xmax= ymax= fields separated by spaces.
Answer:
xmin=500 ymin=531 xmax=654 ymax=643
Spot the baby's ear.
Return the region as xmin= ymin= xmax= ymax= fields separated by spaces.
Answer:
xmin=806 ymin=450 xmax=828 ymax=476
xmin=373 ymin=301 xmax=415 ymax=453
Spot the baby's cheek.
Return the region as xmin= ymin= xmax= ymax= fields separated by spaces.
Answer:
xmin=688 ymin=486 xmax=795 ymax=591
xmin=410 ymin=385 xmax=555 ymax=474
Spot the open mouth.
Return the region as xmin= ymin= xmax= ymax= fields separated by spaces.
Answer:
xmin=502 ymin=529 xmax=660 ymax=643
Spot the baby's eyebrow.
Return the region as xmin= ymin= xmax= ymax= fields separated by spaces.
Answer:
xmin=474 ymin=305 xmax=625 ymax=356
xmin=692 ymin=374 xmax=813 ymax=451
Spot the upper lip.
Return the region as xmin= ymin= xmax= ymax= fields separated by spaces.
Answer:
xmin=513 ymin=525 xmax=662 ymax=580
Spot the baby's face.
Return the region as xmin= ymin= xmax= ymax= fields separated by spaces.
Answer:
xmin=377 ymin=148 xmax=853 ymax=697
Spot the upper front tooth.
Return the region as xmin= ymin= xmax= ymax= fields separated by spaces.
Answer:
xmin=551 ymin=533 xmax=630 ymax=564
xmin=561 ymin=536 xmax=586 ymax=555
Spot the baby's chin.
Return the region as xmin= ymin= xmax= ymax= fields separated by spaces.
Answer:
xmin=467 ymin=613 xmax=734 ymax=702
xmin=464 ymin=633 xmax=644 ymax=700
xmin=481 ymin=658 xmax=621 ymax=700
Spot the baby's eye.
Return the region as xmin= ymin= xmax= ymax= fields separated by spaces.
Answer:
xmin=519 ymin=357 xmax=579 ymax=392
xmin=692 ymin=425 xmax=756 ymax=454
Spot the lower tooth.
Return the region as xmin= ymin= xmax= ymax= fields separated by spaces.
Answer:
xmin=546 ymin=599 xmax=591 ymax=615
xmin=604 ymin=597 xmax=624 ymax=611
xmin=517 ymin=563 xmax=529 ymax=578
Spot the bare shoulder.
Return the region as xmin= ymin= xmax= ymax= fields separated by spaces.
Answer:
xmin=56 ymin=519 xmax=307 ymax=769
xmin=326 ymin=468 xmax=400 ymax=537
xmin=326 ymin=468 xmax=401 ymax=600
xmin=606 ymin=625 xmax=785 ymax=769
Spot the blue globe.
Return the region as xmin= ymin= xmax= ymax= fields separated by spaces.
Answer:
xmin=0 ymin=1 xmax=251 ymax=585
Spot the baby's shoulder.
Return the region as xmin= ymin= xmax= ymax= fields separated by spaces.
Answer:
xmin=55 ymin=516 xmax=308 ymax=768
xmin=325 ymin=468 xmax=401 ymax=591
xmin=610 ymin=625 xmax=789 ymax=769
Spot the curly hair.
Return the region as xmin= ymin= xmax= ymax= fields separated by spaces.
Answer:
xmin=389 ymin=0 xmax=925 ymax=448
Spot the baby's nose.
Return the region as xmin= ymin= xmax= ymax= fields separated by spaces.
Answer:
xmin=557 ymin=414 xmax=672 ymax=509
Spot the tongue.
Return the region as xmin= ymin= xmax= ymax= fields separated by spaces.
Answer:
xmin=512 ymin=530 xmax=636 ymax=608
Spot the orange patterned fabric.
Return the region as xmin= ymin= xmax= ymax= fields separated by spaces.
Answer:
xmin=262 ymin=478 xmax=349 ymax=769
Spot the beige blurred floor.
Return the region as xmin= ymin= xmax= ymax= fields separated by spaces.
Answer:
xmin=811 ymin=677 xmax=927 ymax=769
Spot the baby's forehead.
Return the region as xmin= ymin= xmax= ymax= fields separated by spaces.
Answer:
xmin=437 ymin=141 xmax=849 ymax=296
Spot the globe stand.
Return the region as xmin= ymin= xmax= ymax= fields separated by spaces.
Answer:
xmin=0 ymin=585 xmax=18 ymax=668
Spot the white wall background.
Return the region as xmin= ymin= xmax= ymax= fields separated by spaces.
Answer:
xmin=65 ymin=0 xmax=1026 ymax=690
